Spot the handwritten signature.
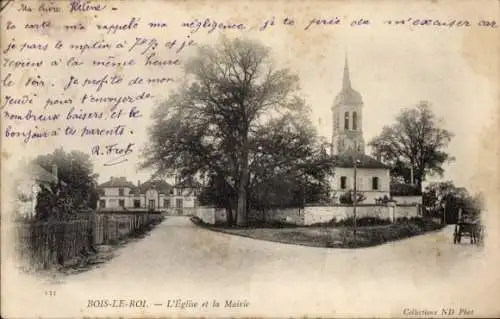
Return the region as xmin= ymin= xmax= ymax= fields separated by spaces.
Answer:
xmin=91 ymin=142 xmax=134 ymax=166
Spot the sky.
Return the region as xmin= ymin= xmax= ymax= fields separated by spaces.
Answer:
xmin=2 ymin=0 xmax=498 ymax=194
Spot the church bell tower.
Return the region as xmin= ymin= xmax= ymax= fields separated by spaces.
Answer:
xmin=331 ymin=55 xmax=365 ymax=155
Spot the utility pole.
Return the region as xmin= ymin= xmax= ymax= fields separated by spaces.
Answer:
xmin=353 ymin=151 xmax=358 ymax=247
xmin=410 ymin=165 xmax=414 ymax=185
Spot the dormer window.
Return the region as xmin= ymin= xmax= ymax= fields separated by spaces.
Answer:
xmin=177 ymin=188 xmax=182 ymax=196
xmin=118 ymin=188 xmax=124 ymax=196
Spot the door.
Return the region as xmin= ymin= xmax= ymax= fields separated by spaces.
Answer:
xmin=176 ymin=198 xmax=183 ymax=208
xmin=148 ymin=200 xmax=155 ymax=210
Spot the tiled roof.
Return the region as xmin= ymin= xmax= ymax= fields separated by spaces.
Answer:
xmin=98 ymin=177 xmax=137 ymax=189
xmin=175 ymin=178 xmax=202 ymax=189
xmin=26 ymin=163 xmax=58 ymax=183
xmin=139 ymin=180 xmax=173 ymax=195
xmin=390 ymin=183 xmax=422 ymax=196
xmin=333 ymin=152 xmax=390 ymax=169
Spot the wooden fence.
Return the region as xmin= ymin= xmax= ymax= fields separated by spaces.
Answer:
xmin=15 ymin=212 xmax=164 ymax=271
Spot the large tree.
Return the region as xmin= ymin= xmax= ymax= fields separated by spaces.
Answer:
xmin=422 ymin=181 xmax=481 ymax=224
xmin=33 ymin=148 xmax=99 ymax=220
xmin=368 ymin=101 xmax=454 ymax=189
xmin=141 ymin=36 xmax=334 ymax=226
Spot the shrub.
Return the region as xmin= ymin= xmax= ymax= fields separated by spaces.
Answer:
xmin=339 ymin=190 xmax=366 ymax=205
xmin=337 ymin=216 xmax=392 ymax=227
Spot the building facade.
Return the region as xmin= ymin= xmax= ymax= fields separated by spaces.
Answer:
xmin=97 ymin=176 xmax=200 ymax=212
xmin=330 ymin=55 xmax=423 ymax=206
xmin=330 ymin=56 xmax=391 ymax=204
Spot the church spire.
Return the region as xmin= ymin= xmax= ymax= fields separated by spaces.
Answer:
xmin=342 ymin=53 xmax=351 ymax=89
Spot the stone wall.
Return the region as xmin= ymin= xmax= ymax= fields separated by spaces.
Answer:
xmin=248 ymin=208 xmax=304 ymax=224
xmin=191 ymin=207 xmax=226 ymax=224
xmin=193 ymin=204 xmax=420 ymax=226
xmin=303 ymin=204 xmax=420 ymax=225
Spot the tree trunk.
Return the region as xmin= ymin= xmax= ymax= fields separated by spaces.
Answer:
xmin=236 ymin=172 xmax=249 ymax=227
xmin=236 ymin=153 xmax=249 ymax=227
xmin=226 ymin=204 xmax=233 ymax=226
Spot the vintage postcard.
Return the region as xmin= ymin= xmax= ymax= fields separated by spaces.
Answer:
xmin=1 ymin=0 xmax=499 ymax=317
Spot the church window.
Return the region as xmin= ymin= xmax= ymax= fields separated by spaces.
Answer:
xmin=344 ymin=112 xmax=349 ymax=130
xmin=353 ymin=112 xmax=358 ymax=130
xmin=340 ymin=176 xmax=347 ymax=189
xmin=372 ymin=177 xmax=379 ymax=190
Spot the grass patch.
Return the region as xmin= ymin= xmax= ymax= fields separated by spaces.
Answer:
xmin=191 ymin=216 xmax=445 ymax=248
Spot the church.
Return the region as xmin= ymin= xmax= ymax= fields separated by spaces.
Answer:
xmin=330 ymin=56 xmax=392 ymax=204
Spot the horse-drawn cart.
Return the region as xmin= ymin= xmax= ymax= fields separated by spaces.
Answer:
xmin=453 ymin=215 xmax=483 ymax=245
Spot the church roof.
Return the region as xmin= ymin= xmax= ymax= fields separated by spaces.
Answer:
xmin=334 ymin=55 xmax=363 ymax=106
xmin=333 ymin=152 xmax=390 ymax=169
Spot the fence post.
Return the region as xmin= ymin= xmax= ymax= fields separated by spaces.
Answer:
xmin=88 ymin=212 xmax=96 ymax=251
xmin=103 ymin=214 xmax=109 ymax=244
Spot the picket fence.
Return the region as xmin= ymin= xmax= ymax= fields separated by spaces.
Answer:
xmin=15 ymin=212 xmax=163 ymax=271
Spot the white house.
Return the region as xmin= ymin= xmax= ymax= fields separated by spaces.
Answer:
xmin=97 ymin=176 xmax=200 ymax=212
xmin=330 ymin=56 xmax=391 ymax=204
xmin=331 ymin=153 xmax=391 ymax=204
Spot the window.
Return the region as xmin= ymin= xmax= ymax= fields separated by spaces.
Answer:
xmin=118 ymin=188 xmax=124 ymax=196
xmin=99 ymin=200 xmax=106 ymax=208
xmin=163 ymin=199 xmax=170 ymax=208
xmin=176 ymin=188 xmax=182 ymax=196
xmin=340 ymin=176 xmax=347 ymax=189
xmin=352 ymin=111 xmax=357 ymax=130
xmin=344 ymin=112 xmax=349 ymax=130
xmin=133 ymin=200 xmax=141 ymax=208
xmin=176 ymin=198 xmax=183 ymax=208
xmin=118 ymin=199 xmax=125 ymax=207
xmin=372 ymin=177 xmax=379 ymax=190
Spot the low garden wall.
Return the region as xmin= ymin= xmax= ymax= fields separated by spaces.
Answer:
xmin=303 ymin=204 xmax=420 ymax=225
xmin=192 ymin=204 xmax=420 ymax=226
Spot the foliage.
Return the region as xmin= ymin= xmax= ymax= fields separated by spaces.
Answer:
xmin=142 ymin=36 xmax=334 ymax=226
xmin=374 ymin=195 xmax=391 ymax=204
xmin=338 ymin=190 xmax=366 ymax=205
xmin=33 ymin=148 xmax=99 ymax=221
xmin=422 ymin=181 xmax=482 ymax=224
xmin=201 ymin=216 xmax=444 ymax=248
xmin=368 ymin=101 xmax=454 ymax=188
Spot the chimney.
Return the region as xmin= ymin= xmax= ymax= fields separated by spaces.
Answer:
xmin=137 ymin=180 xmax=141 ymax=187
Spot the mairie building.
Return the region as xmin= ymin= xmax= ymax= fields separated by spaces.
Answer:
xmin=97 ymin=176 xmax=200 ymax=212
